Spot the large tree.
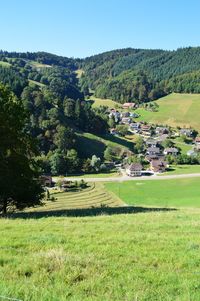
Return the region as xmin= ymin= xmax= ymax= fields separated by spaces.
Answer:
xmin=0 ymin=84 xmax=44 ymax=214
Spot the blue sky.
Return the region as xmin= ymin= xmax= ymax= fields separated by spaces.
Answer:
xmin=1 ymin=0 xmax=200 ymax=57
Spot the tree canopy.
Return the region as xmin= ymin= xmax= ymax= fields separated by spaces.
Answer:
xmin=0 ymin=84 xmax=44 ymax=214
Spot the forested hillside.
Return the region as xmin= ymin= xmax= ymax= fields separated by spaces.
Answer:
xmin=80 ymin=47 xmax=200 ymax=102
xmin=0 ymin=51 xmax=109 ymax=176
xmin=2 ymin=47 xmax=200 ymax=176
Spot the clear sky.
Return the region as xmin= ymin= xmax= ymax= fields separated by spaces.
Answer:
xmin=1 ymin=0 xmax=200 ymax=58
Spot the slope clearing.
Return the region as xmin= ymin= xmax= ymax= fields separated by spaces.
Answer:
xmin=136 ymin=93 xmax=200 ymax=131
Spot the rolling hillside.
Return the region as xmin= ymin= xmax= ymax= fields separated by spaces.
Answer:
xmin=136 ymin=93 xmax=200 ymax=131
xmin=80 ymin=47 xmax=200 ymax=103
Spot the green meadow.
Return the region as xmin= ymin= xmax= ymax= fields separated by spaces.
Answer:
xmin=0 ymin=61 xmax=11 ymax=67
xmin=160 ymin=165 xmax=200 ymax=176
xmin=2 ymin=178 xmax=200 ymax=300
xmin=1 ymin=209 xmax=200 ymax=301
xmin=89 ymin=95 xmax=121 ymax=109
xmin=105 ymin=177 xmax=200 ymax=208
xmin=136 ymin=93 xmax=200 ymax=131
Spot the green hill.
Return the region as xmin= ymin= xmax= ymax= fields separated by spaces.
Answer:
xmin=80 ymin=47 xmax=200 ymax=103
xmin=136 ymin=93 xmax=200 ymax=131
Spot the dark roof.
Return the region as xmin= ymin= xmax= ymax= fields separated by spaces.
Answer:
xmin=146 ymin=139 xmax=157 ymax=144
xmin=151 ymin=159 xmax=167 ymax=168
xmin=164 ymin=147 xmax=178 ymax=153
xmin=127 ymin=163 xmax=142 ymax=171
xmin=147 ymin=147 xmax=160 ymax=153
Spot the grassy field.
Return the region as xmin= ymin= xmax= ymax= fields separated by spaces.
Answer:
xmin=28 ymin=79 xmax=46 ymax=88
xmin=1 ymin=209 xmax=200 ymax=300
xmin=105 ymin=177 xmax=200 ymax=208
xmin=173 ymin=137 xmax=193 ymax=154
xmin=29 ymin=61 xmax=52 ymax=69
xmin=89 ymin=95 xmax=121 ymax=109
xmin=136 ymin=93 xmax=200 ymax=131
xmin=76 ymin=132 xmax=134 ymax=158
xmin=0 ymin=61 xmax=11 ymax=67
xmin=75 ymin=69 xmax=84 ymax=78
xmin=65 ymin=171 xmax=120 ymax=178
xmin=26 ymin=183 xmax=123 ymax=212
xmin=160 ymin=165 xmax=200 ymax=176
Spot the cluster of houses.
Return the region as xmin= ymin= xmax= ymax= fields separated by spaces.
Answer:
xmin=107 ymin=103 xmax=200 ymax=176
xmin=109 ymin=105 xmax=140 ymax=134
xmin=124 ymin=125 xmax=200 ymax=176
xmin=125 ymin=135 xmax=170 ymax=176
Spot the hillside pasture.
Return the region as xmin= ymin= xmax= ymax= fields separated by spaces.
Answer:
xmin=25 ymin=183 xmax=123 ymax=213
xmin=136 ymin=93 xmax=200 ymax=131
xmin=29 ymin=60 xmax=52 ymax=69
xmin=89 ymin=95 xmax=121 ymax=109
xmin=160 ymin=165 xmax=200 ymax=176
xmin=0 ymin=61 xmax=11 ymax=68
xmin=76 ymin=132 xmax=134 ymax=158
xmin=28 ymin=79 xmax=46 ymax=88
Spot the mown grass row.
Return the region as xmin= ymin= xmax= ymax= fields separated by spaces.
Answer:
xmin=27 ymin=183 xmax=124 ymax=212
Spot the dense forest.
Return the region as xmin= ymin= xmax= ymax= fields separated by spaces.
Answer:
xmin=80 ymin=47 xmax=200 ymax=102
xmin=0 ymin=51 xmax=108 ymax=176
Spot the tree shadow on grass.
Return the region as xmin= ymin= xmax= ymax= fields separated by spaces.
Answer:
xmin=6 ymin=206 xmax=177 ymax=219
xmin=100 ymin=134 xmax=133 ymax=150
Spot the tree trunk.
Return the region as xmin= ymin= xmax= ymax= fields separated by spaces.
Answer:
xmin=2 ymin=199 xmax=7 ymax=215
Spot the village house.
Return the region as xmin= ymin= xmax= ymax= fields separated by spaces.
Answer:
xmin=109 ymin=110 xmax=121 ymax=122
xmin=130 ymin=112 xmax=139 ymax=118
xmin=145 ymin=138 xmax=158 ymax=148
xmin=163 ymin=147 xmax=179 ymax=156
xmin=195 ymin=144 xmax=200 ymax=152
xmin=121 ymin=117 xmax=131 ymax=124
xmin=195 ymin=137 xmax=200 ymax=145
xmin=141 ymin=124 xmax=152 ymax=137
xmin=40 ymin=175 xmax=53 ymax=187
xmin=155 ymin=134 xmax=169 ymax=143
xmin=122 ymin=102 xmax=136 ymax=110
xmin=129 ymin=122 xmax=141 ymax=133
xmin=145 ymin=154 xmax=165 ymax=162
xmin=155 ymin=126 xmax=169 ymax=135
xmin=187 ymin=149 xmax=197 ymax=157
xmin=146 ymin=147 xmax=161 ymax=156
xmin=121 ymin=111 xmax=130 ymax=118
xmin=110 ymin=128 xmax=119 ymax=135
xmin=150 ymin=159 xmax=167 ymax=173
xmin=125 ymin=163 xmax=143 ymax=177
xmin=180 ymin=128 xmax=194 ymax=137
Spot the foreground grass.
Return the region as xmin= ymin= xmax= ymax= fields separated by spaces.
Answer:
xmin=1 ymin=209 xmax=200 ymax=301
xmin=105 ymin=177 xmax=200 ymax=208
xmin=136 ymin=93 xmax=200 ymax=131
